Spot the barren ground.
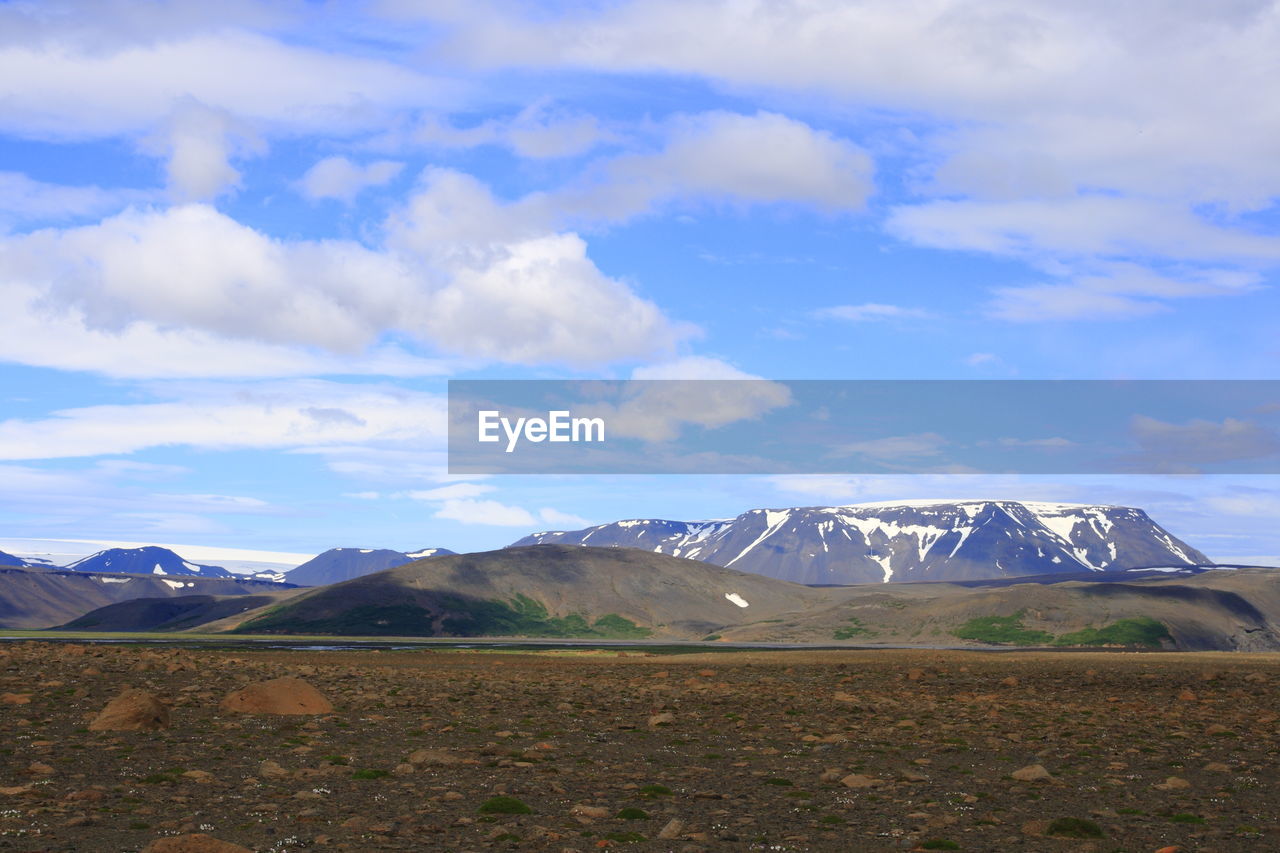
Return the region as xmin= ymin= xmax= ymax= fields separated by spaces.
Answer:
xmin=2 ymin=642 xmax=1279 ymax=852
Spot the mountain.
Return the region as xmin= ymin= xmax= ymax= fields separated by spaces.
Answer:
xmin=511 ymin=500 xmax=1211 ymax=585
xmin=0 ymin=565 xmax=296 ymax=629
xmin=286 ymin=547 xmax=455 ymax=586
xmin=237 ymin=545 xmax=823 ymax=639
xmin=0 ymin=549 xmax=36 ymax=568
xmin=58 ymin=594 xmax=281 ymax=632
xmin=64 ymin=546 xmax=234 ymax=578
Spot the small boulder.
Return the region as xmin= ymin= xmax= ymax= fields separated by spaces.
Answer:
xmin=220 ymin=677 xmax=332 ymax=715
xmin=840 ymin=773 xmax=884 ymax=789
xmin=88 ymin=689 xmax=170 ymax=732
xmin=1010 ymin=764 xmax=1052 ymax=782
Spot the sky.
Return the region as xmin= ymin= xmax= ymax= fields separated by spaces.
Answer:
xmin=1 ymin=0 xmax=1278 ymax=567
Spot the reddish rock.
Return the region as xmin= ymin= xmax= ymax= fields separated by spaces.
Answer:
xmin=88 ymin=689 xmax=170 ymax=732
xmin=220 ymin=677 xmax=333 ymax=715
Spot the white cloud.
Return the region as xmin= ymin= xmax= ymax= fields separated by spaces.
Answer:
xmin=988 ymin=264 xmax=1262 ymax=322
xmin=0 ymin=29 xmax=453 ymax=140
xmin=402 ymin=483 xmax=495 ymax=501
xmin=406 ymin=101 xmax=613 ymax=160
xmin=146 ymin=99 xmax=264 ymax=200
xmin=0 ymin=194 xmax=686 ymax=371
xmin=818 ymin=303 xmax=933 ymax=323
xmin=433 ymin=498 xmax=538 ymax=527
xmin=0 ymin=380 xmax=447 ymax=461
xmin=557 ymin=111 xmax=873 ymax=221
xmin=833 ymin=433 xmax=948 ymax=461
xmin=0 ymin=171 xmax=150 ymax=223
xmin=631 ymin=356 xmax=757 ymax=380
xmin=298 ymin=156 xmax=404 ymax=202
xmin=539 ymin=508 xmax=591 ymax=528
xmin=1130 ymin=416 xmax=1280 ymax=468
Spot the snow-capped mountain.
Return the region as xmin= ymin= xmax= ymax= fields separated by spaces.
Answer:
xmin=510 ymin=500 xmax=1211 ymax=585
xmin=286 ymin=546 xmax=456 ymax=587
xmin=0 ymin=549 xmax=38 ymax=568
xmin=64 ymin=546 xmax=234 ymax=579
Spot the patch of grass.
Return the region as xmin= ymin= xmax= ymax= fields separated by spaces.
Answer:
xmin=137 ymin=773 xmax=175 ymax=785
xmin=638 ymin=784 xmax=671 ymax=797
xmin=701 ymin=634 xmax=722 ymax=642
xmin=764 ymin=777 xmax=794 ymax=786
xmin=1047 ymin=817 xmax=1104 ymax=838
xmin=351 ymin=768 xmax=389 ymax=780
xmin=1169 ymin=813 xmax=1206 ymax=825
xmin=834 ymin=616 xmax=877 ymax=640
xmin=1054 ymin=617 xmax=1172 ymax=648
xmin=921 ymin=841 xmax=961 ymax=851
xmin=479 ymin=796 xmax=533 ymax=815
xmin=615 ymin=807 xmax=650 ymax=820
xmin=952 ymin=612 xmax=1053 ymax=645
xmin=603 ymin=832 xmax=645 ymax=843
xmin=324 ymin=754 xmax=349 ymax=765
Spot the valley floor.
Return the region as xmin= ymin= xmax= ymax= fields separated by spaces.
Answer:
xmin=1 ymin=644 xmax=1278 ymax=852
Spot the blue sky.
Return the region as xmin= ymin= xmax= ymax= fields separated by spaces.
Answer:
xmin=1 ymin=0 xmax=1279 ymax=564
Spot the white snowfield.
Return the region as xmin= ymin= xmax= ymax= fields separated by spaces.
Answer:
xmin=724 ymin=592 xmax=750 ymax=608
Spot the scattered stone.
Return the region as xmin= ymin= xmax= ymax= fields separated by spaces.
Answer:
xmin=220 ymin=677 xmax=333 ymax=715
xmin=657 ymin=818 xmax=685 ymax=839
xmin=140 ymin=834 xmax=253 ymax=853
xmin=408 ymin=748 xmax=462 ymax=766
xmin=839 ymin=773 xmax=884 ymax=789
xmin=1203 ymin=761 xmax=1230 ymax=772
xmin=1010 ymin=764 xmax=1052 ymax=782
xmin=648 ymin=711 xmax=676 ymax=727
xmin=88 ymin=689 xmax=170 ymax=731
xmin=1154 ymin=776 xmax=1190 ymax=790
xmin=1 ymin=692 xmax=31 ymax=705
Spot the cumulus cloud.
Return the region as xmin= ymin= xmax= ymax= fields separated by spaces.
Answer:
xmin=407 ymin=101 xmax=613 ymax=159
xmin=298 ymin=156 xmax=404 ymax=202
xmin=0 ymin=192 xmax=686 ymax=371
xmin=147 ymin=99 xmax=264 ymax=200
xmin=557 ymin=111 xmax=873 ymax=221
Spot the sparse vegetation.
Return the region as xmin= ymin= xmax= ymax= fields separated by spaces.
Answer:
xmin=1047 ymin=817 xmax=1104 ymax=838
xmin=1054 ymin=617 xmax=1171 ymax=648
xmin=952 ymin=612 xmax=1053 ymax=645
xmin=478 ymin=796 xmax=532 ymax=815
xmin=833 ymin=615 xmax=877 ymax=640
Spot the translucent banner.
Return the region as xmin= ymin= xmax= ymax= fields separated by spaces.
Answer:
xmin=448 ymin=379 xmax=1280 ymax=475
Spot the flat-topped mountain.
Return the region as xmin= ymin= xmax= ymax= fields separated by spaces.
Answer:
xmin=512 ymin=500 xmax=1210 ymax=584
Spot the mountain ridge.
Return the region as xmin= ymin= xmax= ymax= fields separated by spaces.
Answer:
xmin=512 ymin=500 xmax=1210 ymax=585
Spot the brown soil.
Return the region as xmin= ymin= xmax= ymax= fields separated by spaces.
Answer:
xmin=1 ymin=642 xmax=1278 ymax=852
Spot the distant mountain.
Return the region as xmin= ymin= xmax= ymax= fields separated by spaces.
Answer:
xmin=0 ymin=549 xmax=36 ymax=568
xmin=64 ymin=546 xmax=234 ymax=578
xmin=0 ymin=566 xmax=295 ymax=629
xmin=59 ymin=594 xmax=281 ymax=632
xmin=239 ymin=545 xmax=819 ymax=639
xmin=511 ymin=500 xmax=1211 ymax=585
xmin=286 ymin=547 xmax=456 ymax=586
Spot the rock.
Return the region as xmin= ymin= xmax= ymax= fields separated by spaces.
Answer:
xmin=907 ymin=668 xmax=925 ymax=681
xmin=1010 ymin=764 xmax=1052 ymax=782
xmin=839 ymin=774 xmax=884 ymax=789
xmin=220 ymin=677 xmax=333 ymax=715
xmin=140 ymin=834 xmax=253 ymax=853
xmin=1203 ymin=761 xmax=1231 ymax=772
xmin=1 ymin=692 xmax=31 ymax=705
xmin=89 ymin=689 xmax=170 ymax=731
xmin=570 ymin=804 xmax=610 ymax=819
xmin=407 ymin=748 xmax=461 ymax=766
xmin=658 ymin=818 xmax=685 ymax=839
xmin=648 ymin=712 xmax=676 ymax=727
xmin=181 ymin=770 xmax=217 ymax=784
xmin=1177 ymin=689 xmax=1197 ymax=701
xmin=1000 ymin=676 xmax=1019 ymax=687
xmin=1155 ymin=776 xmax=1191 ymax=790
xmin=27 ymin=762 xmax=54 ymax=776
xmin=258 ymin=760 xmax=289 ymax=780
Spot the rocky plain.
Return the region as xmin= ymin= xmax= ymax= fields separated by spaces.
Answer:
xmin=1 ymin=642 xmax=1279 ymax=852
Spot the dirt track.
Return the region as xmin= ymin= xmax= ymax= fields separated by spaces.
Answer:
xmin=2 ymin=643 xmax=1278 ymax=851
